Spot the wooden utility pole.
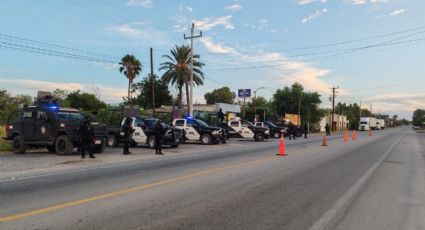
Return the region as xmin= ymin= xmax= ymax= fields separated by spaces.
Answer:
xmin=184 ymin=23 xmax=202 ymax=117
xmin=150 ymin=48 xmax=155 ymax=117
xmin=330 ymin=86 xmax=339 ymax=131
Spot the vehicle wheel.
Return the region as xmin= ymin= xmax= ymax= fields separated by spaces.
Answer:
xmin=106 ymin=135 xmax=117 ymax=147
xmin=201 ymin=134 xmax=212 ymax=145
xmin=170 ymin=143 xmax=179 ymax=148
xmin=254 ymin=132 xmax=265 ymax=142
xmin=47 ymin=146 xmax=56 ymax=153
xmin=55 ymin=135 xmax=73 ymax=155
xmin=93 ymin=140 xmax=106 ymax=153
xmin=147 ymin=135 xmax=156 ymax=149
xmin=273 ymin=132 xmax=280 ymax=139
xmin=12 ymin=136 xmax=26 ymax=154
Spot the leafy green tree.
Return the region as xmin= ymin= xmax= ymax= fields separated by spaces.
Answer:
xmin=130 ymin=74 xmax=173 ymax=109
xmin=119 ymin=54 xmax=142 ymax=100
xmin=160 ymin=45 xmax=205 ymax=111
xmin=271 ymin=83 xmax=323 ymax=125
xmin=52 ymin=89 xmax=70 ymax=107
xmin=0 ymin=89 xmax=32 ymax=124
xmin=412 ymin=109 xmax=425 ymax=126
xmin=204 ymin=87 xmax=236 ymax=104
xmin=66 ymin=90 xmax=106 ymax=112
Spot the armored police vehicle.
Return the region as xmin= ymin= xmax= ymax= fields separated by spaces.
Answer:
xmin=4 ymin=91 xmax=107 ymax=155
xmin=172 ymin=117 xmax=224 ymax=145
xmin=227 ymin=118 xmax=270 ymax=142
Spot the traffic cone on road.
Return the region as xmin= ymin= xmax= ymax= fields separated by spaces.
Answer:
xmin=368 ymin=129 xmax=372 ymax=136
xmin=321 ymin=133 xmax=328 ymax=146
xmin=344 ymin=130 xmax=349 ymax=142
xmin=352 ymin=130 xmax=357 ymax=140
xmin=277 ymin=135 xmax=287 ymax=156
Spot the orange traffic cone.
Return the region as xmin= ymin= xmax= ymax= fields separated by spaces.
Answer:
xmin=321 ymin=133 xmax=328 ymax=146
xmin=277 ymin=135 xmax=287 ymax=156
xmin=368 ymin=129 xmax=372 ymax=136
xmin=352 ymin=130 xmax=356 ymax=140
xmin=344 ymin=130 xmax=349 ymax=142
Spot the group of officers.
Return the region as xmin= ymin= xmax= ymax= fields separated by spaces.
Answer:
xmin=78 ymin=116 xmax=165 ymax=159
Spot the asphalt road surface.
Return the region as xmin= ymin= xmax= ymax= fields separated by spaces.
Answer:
xmin=1 ymin=127 xmax=424 ymax=230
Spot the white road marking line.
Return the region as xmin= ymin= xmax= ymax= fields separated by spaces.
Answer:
xmin=309 ymin=134 xmax=404 ymax=230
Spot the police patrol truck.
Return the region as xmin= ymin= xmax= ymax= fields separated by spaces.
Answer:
xmin=227 ymin=118 xmax=270 ymax=141
xmin=172 ymin=117 xmax=223 ymax=145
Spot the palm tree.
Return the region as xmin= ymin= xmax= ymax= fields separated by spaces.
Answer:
xmin=159 ymin=45 xmax=204 ymax=112
xmin=119 ymin=54 xmax=142 ymax=99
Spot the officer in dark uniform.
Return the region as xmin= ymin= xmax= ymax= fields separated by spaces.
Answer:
xmin=80 ymin=116 xmax=95 ymax=159
xmin=217 ymin=109 xmax=227 ymax=144
xmin=122 ymin=117 xmax=134 ymax=155
xmin=289 ymin=123 xmax=296 ymax=140
xmin=325 ymin=123 xmax=331 ymax=136
xmin=304 ymin=124 xmax=308 ymax=139
xmin=154 ymin=120 xmax=164 ymax=155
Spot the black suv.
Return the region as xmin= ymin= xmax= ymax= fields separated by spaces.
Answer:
xmin=255 ymin=121 xmax=286 ymax=138
xmin=105 ymin=116 xmax=182 ymax=148
xmin=4 ymin=103 xmax=107 ymax=155
xmin=172 ymin=118 xmax=224 ymax=144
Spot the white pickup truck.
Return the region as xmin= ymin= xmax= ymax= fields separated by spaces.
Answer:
xmin=226 ymin=119 xmax=270 ymax=141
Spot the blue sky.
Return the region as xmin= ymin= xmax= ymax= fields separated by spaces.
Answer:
xmin=1 ymin=0 xmax=424 ymax=119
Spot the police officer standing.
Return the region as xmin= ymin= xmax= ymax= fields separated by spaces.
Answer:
xmin=122 ymin=117 xmax=134 ymax=155
xmin=325 ymin=123 xmax=331 ymax=136
xmin=154 ymin=120 xmax=164 ymax=155
xmin=218 ymin=108 xmax=227 ymax=144
xmin=304 ymin=124 xmax=308 ymax=139
xmin=80 ymin=116 xmax=95 ymax=159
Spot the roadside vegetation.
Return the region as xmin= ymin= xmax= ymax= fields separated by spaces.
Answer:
xmin=0 ymin=125 xmax=11 ymax=151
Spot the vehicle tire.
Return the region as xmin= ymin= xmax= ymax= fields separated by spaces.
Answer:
xmin=55 ymin=135 xmax=73 ymax=155
xmin=12 ymin=136 xmax=26 ymax=154
xmin=273 ymin=132 xmax=280 ymax=139
xmin=201 ymin=134 xmax=212 ymax=145
xmin=47 ymin=145 xmax=56 ymax=153
xmin=170 ymin=143 xmax=179 ymax=148
xmin=106 ymin=135 xmax=117 ymax=147
xmin=254 ymin=132 xmax=265 ymax=142
xmin=93 ymin=140 xmax=106 ymax=153
xmin=147 ymin=135 xmax=156 ymax=149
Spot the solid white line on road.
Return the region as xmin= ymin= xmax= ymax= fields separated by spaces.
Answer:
xmin=309 ymin=133 xmax=404 ymax=230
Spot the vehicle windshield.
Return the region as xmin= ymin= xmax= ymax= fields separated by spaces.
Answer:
xmin=266 ymin=122 xmax=278 ymax=128
xmin=144 ymin=118 xmax=160 ymax=127
xmin=194 ymin=119 xmax=209 ymax=127
xmin=360 ymin=121 xmax=368 ymax=124
xmin=244 ymin=120 xmax=255 ymax=126
xmin=55 ymin=111 xmax=85 ymax=120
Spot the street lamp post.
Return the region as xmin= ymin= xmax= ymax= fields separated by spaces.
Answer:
xmin=254 ymin=87 xmax=265 ymax=123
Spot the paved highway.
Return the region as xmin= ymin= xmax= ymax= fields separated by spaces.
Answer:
xmin=1 ymin=127 xmax=424 ymax=230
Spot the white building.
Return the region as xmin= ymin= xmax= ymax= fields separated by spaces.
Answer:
xmin=319 ymin=113 xmax=349 ymax=132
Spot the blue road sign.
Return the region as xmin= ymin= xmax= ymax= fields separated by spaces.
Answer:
xmin=238 ymin=89 xmax=251 ymax=98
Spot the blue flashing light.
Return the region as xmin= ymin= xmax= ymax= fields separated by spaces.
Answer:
xmin=185 ymin=116 xmax=193 ymax=120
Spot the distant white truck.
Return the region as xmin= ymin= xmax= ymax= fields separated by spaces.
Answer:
xmin=359 ymin=117 xmax=377 ymax=131
xmin=377 ymin=119 xmax=385 ymax=130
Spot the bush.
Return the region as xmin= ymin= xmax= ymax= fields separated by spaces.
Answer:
xmin=0 ymin=125 xmax=11 ymax=151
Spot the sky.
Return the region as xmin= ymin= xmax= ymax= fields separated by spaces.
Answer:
xmin=1 ymin=0 xmax=424 ymax=119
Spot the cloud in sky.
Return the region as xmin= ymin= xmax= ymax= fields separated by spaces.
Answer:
xmin=301 ymin=8 xmax=328 ymax=24
xmin=298 ymin=0 xmax=328 ymax=5
xmin=126 ymin=0 xmax=153 ymax=8
xmin=193 ymin=15 xmax=235 ymax=31
xmin=345 ymin=0 xmax=388 ymax=5
xmin=389 ymin=9 xmax=406 ymax=16
xmin=363 ymin=93 xmax=425 ymax=113
xmin=108 ymin=21 xmax=170 ymax=45
xmin=0 ymin=78 xmax=126 ymax=103
xmin=224 ymin=4 xmax=242 ymax=11
xmin=198 ymin=37 xmax=335 ymax=95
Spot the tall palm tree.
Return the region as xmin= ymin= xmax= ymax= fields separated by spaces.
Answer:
xmin=159 ymin=45 xmax=204 ymax=112
xmin=119 ymin=54 xmax=142 ymax=99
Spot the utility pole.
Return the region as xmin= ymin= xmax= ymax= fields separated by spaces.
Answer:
xmin=330 ymin=87 xmax=339 ymax=131
xmin=184 ymin=23 xmax=202 ymax=117
xmin=150 ymin=48 xmax=155 ymax=117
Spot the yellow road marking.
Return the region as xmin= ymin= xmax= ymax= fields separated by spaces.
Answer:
xmin=0 ymin=155 xmax=276 ymax=223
